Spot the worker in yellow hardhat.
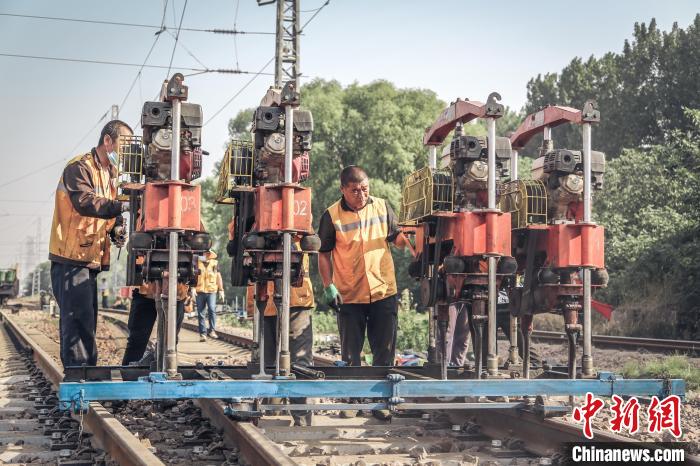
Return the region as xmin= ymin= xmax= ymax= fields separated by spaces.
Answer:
xmin=194 ymin=249 xmax=224 ymax=341
xmin=317 ymin=165 xmax=415 ymax=420
xmin=49 ymin=120 xmax=131 ymax=369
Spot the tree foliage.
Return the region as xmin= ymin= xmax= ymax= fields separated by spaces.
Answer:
xmin=526 ymin=16 xmax=700 ymax=158
xmin=595 ymin=108 xmax=700 ymax=339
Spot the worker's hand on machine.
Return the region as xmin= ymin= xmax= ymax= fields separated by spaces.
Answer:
xmin=324 ymin=284 xmax=343 ymax=312
xmin=396 ymin=232 xmax=416 ymax=257
xmin=110 ymin=215 xmax=128 ymax=248
xmin=218 ymin=290 xmax=225 ymax=302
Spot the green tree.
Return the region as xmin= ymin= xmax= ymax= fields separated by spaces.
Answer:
xmin=525 ymin=15 xmax=700 ymax=158
xmin=595 ymin=108 xmax=700 ymax=339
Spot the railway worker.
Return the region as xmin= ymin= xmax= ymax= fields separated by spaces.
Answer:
xmin=99 ymin=278 xmax=110 ymax=309
xmin=121 ymin=282 xmax=187 ymax=366
xmin=194 ymin=249 xmax=224 ymax=341
xmin=317 ymin=165 xmax=415 ymax=420
xmin=437 ymin=303 xmax=471 ymax=367
xmin=49 ymin=120 xmax=131 ymax=369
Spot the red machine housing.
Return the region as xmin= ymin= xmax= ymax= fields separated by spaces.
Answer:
xmin=253 ymin=185 xmax=313 ymax=234
xmin=142 ymin=182 xmax=202 ymax=232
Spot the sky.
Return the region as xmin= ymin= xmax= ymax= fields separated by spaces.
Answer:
xmin=0 ymin=0 xmax=697 ymax=274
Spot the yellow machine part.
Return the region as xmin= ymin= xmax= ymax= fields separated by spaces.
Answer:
xmin=500 ymin=179 xmax=548 ymax=229
xmin=216 ymin=139 xmax=254 ymax=204
xmin=399 ymin=166 xmax=454 ymax=224
xmin=116 ymin=135 xmax=144 ymax=201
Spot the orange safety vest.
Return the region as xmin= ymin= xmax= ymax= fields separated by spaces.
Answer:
xmin=49 ymin=152 xmax=116 ymax=270
xmin=245 ymin=252 xmax=314 ymax=316
xmin=327 ymin=196 xmax=396 ymax=304
xmin=195 ymin=252 xmax=220 ymax=293
xmin=138 ymin=282 xmax=189 ymax=301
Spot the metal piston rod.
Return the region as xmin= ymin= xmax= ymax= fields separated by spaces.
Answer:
xmin=581 ymin=121 xmax=594 ymax=376
xmin=165 ymin=94 xmax=182 ymax=378
xmin=486 ymin=114 xmax=499 ymax=377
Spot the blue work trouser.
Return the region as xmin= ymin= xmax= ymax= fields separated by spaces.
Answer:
xmin=196 ymin=292 xmax=217 ymax=335
xmin=51 ymin=261 xmax=99 ymax=368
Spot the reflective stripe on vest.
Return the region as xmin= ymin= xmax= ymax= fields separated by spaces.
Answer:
xmin=327 ymin=196 xmax=396 ymax=304
xmin=49 ymin=153 xmax=116 ymax=269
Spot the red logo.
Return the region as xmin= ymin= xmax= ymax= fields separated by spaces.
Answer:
xmin=647 ymin=395 xmax=682 ymax=438
xmin=609 ymin=395 xmax=640 ymax=434
xmin=572 ymin=392 xmax=605 ymax=439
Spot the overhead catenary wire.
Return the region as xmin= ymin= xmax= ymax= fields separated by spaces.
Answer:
xmin=205 ymin=1 xmax=332 ymax=126
xmin=204 ymin=56 xmax=275 ymax=126
xmin=0 ymin=109 xmax=110 ymax=191
xmin=165 ymin=0 xmax=189 ymax=78
xmin=0 ymin=12 xmax=275 ymax=35
xmin=118 ymin=0 xmax=170 ymax=112
xmin=0 ymin=53 xmax=275 ymax=76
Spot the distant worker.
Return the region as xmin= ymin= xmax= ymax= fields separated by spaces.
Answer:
xmin=113 ymin=295 xmax=127 ymax=310
xmin=317 ymin=165 xmax=415 ymax=420
xmin=194 ymin=249 xmax=224 ymax=341
xmin=121 ymin=283 xmax=187 ymax=365
xmin=49 ymin=120 xmax=131 ymax=368
xmin=99 ymin=278 xmax=110 ymax=309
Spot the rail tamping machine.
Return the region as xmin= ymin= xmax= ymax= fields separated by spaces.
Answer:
xmin=400 ymin=93 xmax=517 ymax=379
xmin=118 ymin=73 xmax=211 ymax=378
xmin=503 ymin=101 xmax=607 ymax=379
xmin=217 ymin=82 xmax=320 ymax=378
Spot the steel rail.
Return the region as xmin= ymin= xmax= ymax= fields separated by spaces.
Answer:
xmin=93 ymin=309 xmax=698 ymax=463
xmin=530 ymin=330 xmax=699 ymax=354
xmin=0 ymin=310 xmax=165 ymax=466
xmin=98 ymin=309 xmax=299 ymax=465
xmin=100 ymin=307 xmax=698 ymax=358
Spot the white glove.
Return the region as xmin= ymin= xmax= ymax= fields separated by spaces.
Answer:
xmin=217 ymin=290 xmax=225 ymax=302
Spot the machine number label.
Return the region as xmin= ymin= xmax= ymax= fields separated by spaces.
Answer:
xmin=294 ymin=200 xmax=308 ymax=216
xmin=182 ymin=195 xmax=197 ymax=213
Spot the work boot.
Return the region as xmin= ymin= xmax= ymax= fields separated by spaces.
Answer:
xmin=208 ymin=330 xmax=218 ymax=339
xmin=137 ymin=350 xmax=155 ymax=366
xmin=371 ymin=409 xmax=392 ymax=421
xmin=293 ymin=412 xmax=314 ymax=426
xmin=199 ymin=334 xmax=207 ymax=342
xmin=339 ymin=409 xmax=358 ymax=419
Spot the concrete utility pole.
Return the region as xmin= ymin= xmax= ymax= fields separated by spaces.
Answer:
xmin=111 ymin=105 xmax=119 ymax=120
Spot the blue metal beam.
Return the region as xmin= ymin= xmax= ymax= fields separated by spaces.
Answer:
xmin=58 ymin=372 xmax=685 ymax=411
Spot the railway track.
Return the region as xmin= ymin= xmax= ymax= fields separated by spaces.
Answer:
xmin=3 ymin=306 xmax=698 ymax=465
xmin=530 ymin=330 xmax=699 ymax=355
xmin=0 ymin=309 xmax=162 ymax=465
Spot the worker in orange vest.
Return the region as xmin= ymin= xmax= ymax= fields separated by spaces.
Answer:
xmin=317 ymin=165 xmax=414 ymax=420
xmin=49 ymin=120 xmax=131 ymax=368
